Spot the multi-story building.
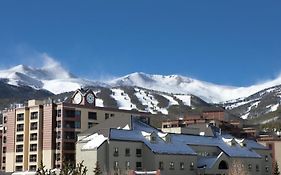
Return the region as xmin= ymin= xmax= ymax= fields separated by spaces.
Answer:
xmin=258 ymin=134 xmax=281 ymax=172
xmin=1 ymin=88 xmax=150 ymax=173
xmin=76 ymin=116 xmax=272 ymax=175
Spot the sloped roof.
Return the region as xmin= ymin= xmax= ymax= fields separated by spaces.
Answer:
xmin=110 ymin=117 xmax=265 ymax=158
xmin=110 ymin=118 xmax=196 ymax=155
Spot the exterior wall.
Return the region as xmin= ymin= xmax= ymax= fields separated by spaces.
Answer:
xmin=42 ymin=103 xmax=55 ymax=169
xmin=108 ymin=140 xmax=143 ymax=175
xmin=258 ymin=140 xmax=280 ymax=172
xmin=154 ymin=154 xmax=197 ymax=175
xmin=162 ymin=127 xmax=199 ymax=135
xmin=2 ymin=109 xmax=16 ymax=172
xmin=76 ymin=141 xmax=98 ymax=175
xmin=189 ymin=145 xmax=221 ymax=156
xmin=254 ymin=149 xmax=273 ymax=175
xmin=97 ymin=141 xmax=108 ymax=173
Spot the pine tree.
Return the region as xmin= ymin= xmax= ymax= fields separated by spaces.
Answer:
xmin=93 ymin=161 xmax=102 ymax=175
xmin=274 ymin=161 xmax=280 ymax=175
xmin=37 ymin=161 xmax=55 ymax=175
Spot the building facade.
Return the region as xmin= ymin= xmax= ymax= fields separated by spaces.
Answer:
xmin=76 ymin=117 xmax=272 ymax=175
xmin=1 ymin=89 xmax=150 ymax=172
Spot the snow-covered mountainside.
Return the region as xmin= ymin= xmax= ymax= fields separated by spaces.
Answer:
xmin=1 ymin=63 xmax=281 ymax=118
xmin=223 ymin=85 xmax=281 ymax=120
xmin=109 ymin=72 xmax=281 ymax=103
xmin=0 ymin=64 xmax=106 ymax=94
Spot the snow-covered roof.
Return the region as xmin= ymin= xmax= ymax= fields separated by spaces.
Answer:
xmin=81 ymin=133 xmax=107 ymax=150
xmin=110 ymin=118 xmax=265 ymax=158
xmin=110 ymin=119 xmax=196 ymax=155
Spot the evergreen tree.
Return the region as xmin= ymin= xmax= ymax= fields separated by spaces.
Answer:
xmin=37 ymin=161 xmax=55 ymax=175
xmin=93 ymin=161 xmax=102 ymax=175
xmin=274 ymin=161 xmax=280 ymax=175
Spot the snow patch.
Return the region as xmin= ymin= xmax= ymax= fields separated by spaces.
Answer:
xmin=135 ymin=88 xmax=168 ymax=114
xmin=82 ymin=133 xmax=107 ymax=150
xmin=111 ymin=88 xmax=136 ymax=110
xmin=175 ymin=94 xmax=191 ymax=106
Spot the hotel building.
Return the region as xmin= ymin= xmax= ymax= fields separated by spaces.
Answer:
xmin=77 ymin=116 xmax=272 ymax=175
xmin=1 ymin=89 xmax=150 ymax=173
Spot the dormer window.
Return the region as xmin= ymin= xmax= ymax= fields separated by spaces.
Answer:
xmin=151 ymin=135 xmax=157 ymax=142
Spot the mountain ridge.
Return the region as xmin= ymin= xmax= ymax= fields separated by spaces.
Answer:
xmin=0 ymin=63 xmax=281 ymax=120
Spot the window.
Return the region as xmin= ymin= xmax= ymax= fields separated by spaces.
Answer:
xmin=65 ymin=110 xmax=80 ymax=118
xmin=136 ymin=149 xmax=142 ymax=157
xmin=75 ymin=121 xmax=81 ymax=128
xmin=265 ymin=155 xmax=269 ymax=162
xmin=114 ymin=147 xmax=119 ymax=157
xmin=136 ymin=162 xmax=142 ymax=171
xmin=159 ymin=162 xmax=164 ymax=170
xmin=75 ymin=110 xmax=81 ymax=117
xmin=17 ymin=113 xmax=24 ymax=121
xmin=30 ymin=112 xmax=38 ymax=120
xmin=16 ymin=134 xmax=24 ymax=142
xmin=190 ymin=162 xmax=194 ymax=170
xmin=2 ymin=157 xmax=6 ymax=164
xmin=125 ymin=148 xmax=130 ymax=156
xmin=30 ymin=122 xmax=38 ymax=130
xmin=16 ymin=145 xmax=23 ymax=152
xmin=16 ymin=155 xmax=23 ymax=163
xmin=17 ymin=124 xmax=24 ymax=132
xmin=88 ymin=122 xmax=97 ymax=128
xmin=30 ymin=144 xmax=37 ymax=152
xmin=2 ymin=147 xmax=6 ymax=153
xmin=56 ymin=121 xmax=61 ymax=128
xmin=248 ymin=164 xmax=252 ymax=171
xmin=56 ymin=131 xmax=61 ymax=139
xmin=3 ymin=136 xmax=6 ymax=143
xmin=30 ymin=155 xmax=37 ymax=162
xmin=110 ymin=113 xmax=115 ymax=117
xmin=256 ymin=165 xmax=259 ymax=172
xmin=265 ymin=166 xmax=269 ymax=172
xmin=57 ymin=109 xmax=61 ymax=118
xmin=56 ymin=142 xmax=61 ymax=150
xmin=180 ymin=162 xmax=184 ymax=170
xmin=16 ymin=166 xmax=23 ymax=171
xmin=114 ymin=161 xmax=119 ymax=170
xmin=64 ymin=131 xmax=75 ymax=139
xmin=169 ymin=162 xmax=175 ymax=170
xmin=3 ymin=116 xmax=7 ymax=123
xmin=88 ymin=112 xmax=97 ymax=120
xmin=30 ymin=133 xmax=37 ymax=141
xmin=29 ymin=165 xmax=36 ymax=171
xmin=151 ymin=136 xmax=157 ymax=142
xmin=126 ymin=161 xmax=130 ymax=170
xmin=105 ymin=113 xmax=109 ymax=120
xmin=218 ymin=160 xmax=228 ymax=170
xmin=55 ymin=153 xmax=61 ymax=161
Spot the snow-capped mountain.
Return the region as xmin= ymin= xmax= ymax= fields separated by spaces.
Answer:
xmin=0 ymin=64 xmax=106 ymax=94
xmin=109 ymin=72 xmax=281 ymax=103
xmin=1 ymin=62 xmax=281 ymax=118
xmin=223 ymin=85 xmax=281 ymax=120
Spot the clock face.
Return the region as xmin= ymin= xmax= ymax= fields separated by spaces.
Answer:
xmin=73 ymin=93 xmax=82 ymax=104
xmin=86 ymin=93 xmax=95 ymax=104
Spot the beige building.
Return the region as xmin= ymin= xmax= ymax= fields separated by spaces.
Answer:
xmin=258 ymin=135 xmax=281 ymax=172
xmin=1 ymin=89 xmax=150 ymax=173
xmin=76 ymin=116 xmax=272 ymax=175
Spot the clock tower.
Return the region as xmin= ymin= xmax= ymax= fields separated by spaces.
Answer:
xmin=71 ymin=88 xmax=96 ymax=106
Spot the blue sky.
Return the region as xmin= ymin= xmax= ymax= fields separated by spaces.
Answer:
xmin=0 ymin=1 xmax=281 ymax=86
